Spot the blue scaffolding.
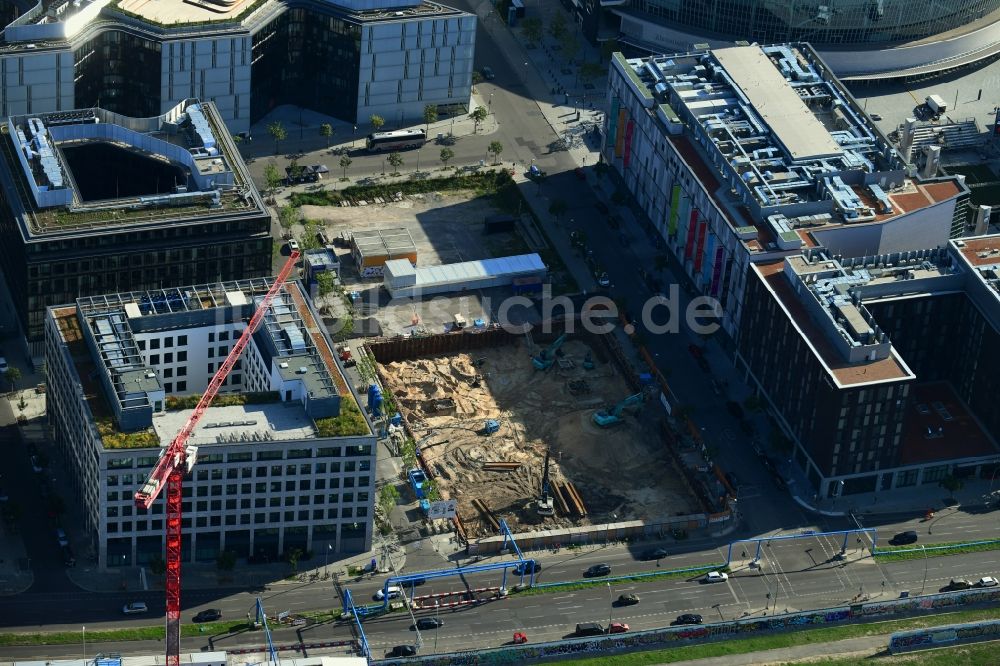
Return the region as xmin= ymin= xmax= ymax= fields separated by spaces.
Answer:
xmin=725 ymin=528 xmax=878 ymax=566
xmin=254 ymin=597 xmax=279 ymax=665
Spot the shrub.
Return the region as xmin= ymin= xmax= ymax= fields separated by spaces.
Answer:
xmin=315 ymin=400 xmax=370 ymax=437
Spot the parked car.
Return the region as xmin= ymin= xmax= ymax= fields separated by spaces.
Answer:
xmin=675 ymin=614 xmax=703 ymax=625
xmin=597 ymin=272 xmax=611 ymax=288
xmin=30 ymin=455 xmax=44 ymax=473
xmin=584 ymin=563 xmax=612 ymax=577
xmin=193 ymin=609 xmax=222 ymax=623
xmin=55 ymin=528 xmax=69 ymax=547
xmin=870 ymin=113 xmax=882 ymax=121
xmin=889 ymin=531 xmax=918 ymax=546
xmin=387 ymin=645 xmax=417 ymax=657
xmin=122 ymin=602 xmax=148 ymax=615
xmin=976 ymin=576 xmax=999 ymax=588
xmin=641 ymin=548 xmax=668 ymax=561
xmin=415 ymin=617 xmax=444 ymax=630
xmin=0 ymin=356 xmax=8 ymax=373
xmin=942 ymin=579 xmax=973 ymax=592
xmin=374 ymin=585 xmax=402 ymax=600
xmin=704 ymin=571 xmax=729 ymax=583
xmin=481 ymin=66 xmax=495 ymax=80
xmin=608 ymin=622 xmax=629 ymax=634
xmin=287 ymin=239 xmax=300 ymax=252
xmin=61 ymin=545 xmax=76 ymax=567
xmin=617 ymin=594 xmax=640 ymax=606
xmin=513 ymin=561 xmax=541 ymax=575
xmin=752 ymin=440 xmax=765 ymax=458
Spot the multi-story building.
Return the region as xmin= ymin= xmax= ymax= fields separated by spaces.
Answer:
xmin=0 ymin=99 xmax=272 ymax=360
xmin=45 ymin=276 xmax=376 ymax=569
xmin=601 ymin=43 xmax=969 ymax=338
xmin=738 ymin=236 xmax=1000 ymax=498
xmin=580 ymin=0 xmax=1000 ymax=80
xmin=0 ymin=0 xmax=475 ymax=134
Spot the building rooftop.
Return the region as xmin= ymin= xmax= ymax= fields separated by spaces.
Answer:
xmin=49 ymin=278 xmax=368 ymax=449
xmin=615 ymin=44 xmax=968 ymax=258
xmin=899 ymin=382 xmax=997 ymax=465
xmin=152 ymin=402 xmax=316 ymax=445
xmin=0 ymin=100 xmax=263 ymax=237
xmin=351 ymin=227 xmax=418 ymax=261
xmin=756 ymin=259 xmax=915 ymax=387
xmin=117 ymin=0 xmax=256 ymax=24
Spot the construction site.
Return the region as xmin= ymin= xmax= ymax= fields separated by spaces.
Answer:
xmin=375 ymin=332 xmax=701 ymax=538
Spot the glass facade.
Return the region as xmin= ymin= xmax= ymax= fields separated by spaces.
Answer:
xmin=73 ymin=31 xmax=162 ymax=118
xmin=629 ymin=0 xmax=1000 ymax=45
xmin=251 ymin=9 xmax=361 ymax=124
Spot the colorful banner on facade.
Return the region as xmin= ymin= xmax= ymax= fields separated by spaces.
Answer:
xmin=623 ymin=120 xmax=635 ymax=168
xmin=684 ymin=210 xmax=698 ymax=260
xmin=668 ymin=184 xmax=681 ymax=236
xmin=615 ymin=109 xmax=626 ymax=157
xmin=711 ymin=246 xmax=725 ymax=296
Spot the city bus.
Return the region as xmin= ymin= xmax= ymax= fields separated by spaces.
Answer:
xmin=365 ymin=129 xmax=426 ymax=152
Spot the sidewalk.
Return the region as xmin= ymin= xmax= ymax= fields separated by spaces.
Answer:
xmin=668 ymin=633 xmax=887 ymax=666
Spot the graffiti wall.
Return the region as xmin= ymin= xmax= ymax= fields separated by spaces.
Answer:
xmin=890 ymin=618 xmax=1000 ymax=654
xmin=374 ymin=588 xmax=1000 ymax=665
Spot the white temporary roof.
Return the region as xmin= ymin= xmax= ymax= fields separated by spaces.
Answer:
xmin=384 ymin=253 xmax=545 ymax=295
xmin=713 ymin=45 xmax=843 ymax=161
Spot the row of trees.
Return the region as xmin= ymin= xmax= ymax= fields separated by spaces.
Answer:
xmin=520 ymin=13 xmax=619 ymax=63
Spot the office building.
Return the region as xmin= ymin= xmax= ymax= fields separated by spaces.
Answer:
xmin=738 ymin=236 xmax=1000 ymax=498
xmin=0 ymin=99 xmax=272 ymax=360
xmin=586 ymin=1 xmax=1000 ymax=80
xmin=0 ymin=0 xmax=475 ymax=134
xmin=601 ymin=43 xmax=969 ymax=338
xmin=46 ymin=276 xmax=376 ymax=569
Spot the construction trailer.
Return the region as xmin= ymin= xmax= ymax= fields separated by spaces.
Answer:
xmin=350 ymin=228 xmax=418 ymax=276
xmin=382 ymin=253 xmax=546 ymax=299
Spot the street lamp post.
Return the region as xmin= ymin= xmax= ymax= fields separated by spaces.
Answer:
xmin=325 ymin=543 xmax=332 ymax=575
xmin=382 ymin=159 xmax=386 ymax=176
xmin=82 ymin=626 xmax=86 ymax=662
xmin=489 ymin=93 xmax=494 ymax=112
xmin=919 ymin=545 xmax=929 ymax=595
xmin=434 ymin=601 xmax=440 ymax=652
xmin=606 ymin=582 xmax=613 ymax=630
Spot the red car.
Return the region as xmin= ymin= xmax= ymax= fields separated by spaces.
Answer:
xmin=513 ymin=632 xmax=528 ymax=644
xmin=609 ymin=622 xmax=629 ymax=634
xmin=574 ymin=167 xmax=586 ymax=180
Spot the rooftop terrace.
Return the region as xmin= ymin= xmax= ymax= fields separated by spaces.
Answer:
xmin=0 ymin=100 xmax=262 ymax=235
xmin=153 ymin=402 xmax=316 ymax=445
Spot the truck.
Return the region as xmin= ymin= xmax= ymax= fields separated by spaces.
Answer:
xmin=925 ymin=94 xmax=947 ymax=115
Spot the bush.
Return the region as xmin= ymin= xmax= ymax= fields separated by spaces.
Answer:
xmin=288 ymin=170 xmax=514 ymax=208
xmin=97 ymin=418 xmax=160 ymax=449
xmin=165 ymin=392 xmax=280 ymax=410
xmin=315 ymin=400 xmax=370 ymax=437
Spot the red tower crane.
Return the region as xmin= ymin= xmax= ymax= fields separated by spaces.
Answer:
xmin=134 ymin=252 xmax=300 ymax=666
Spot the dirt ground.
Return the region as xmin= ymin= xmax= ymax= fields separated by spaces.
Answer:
xmin=299 ymin=191 xmax=534 ymax=337
xmin=379 ymin=339 xmax=700 ymax=537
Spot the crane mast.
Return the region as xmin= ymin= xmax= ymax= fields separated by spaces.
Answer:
xmin=134 ymin=252 xmax=300 ymax=666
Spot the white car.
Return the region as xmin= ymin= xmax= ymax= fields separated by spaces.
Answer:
xmin=0 ymin=356 xmax=8 ymax=373
xmin=374 ymin=585 xmax=402 ymax=601
xmin=976 ymin=576 xmax=998 ymax=588
xmin=287 ymin=239 xmax=300 ymax=252
xmin=705 ymin=571 xmax=729 ymax=583
xmin=122 ymin=602 xmax=148 ymax=614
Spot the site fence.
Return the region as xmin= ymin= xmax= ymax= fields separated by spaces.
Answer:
xmin=374 ymin=588 xmax=1000 ymax=665
xmin=889 ymin=617 xmax=1000 ymax=654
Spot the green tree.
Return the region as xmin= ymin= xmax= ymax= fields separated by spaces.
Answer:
xmin=263 ymin=163 xmax=282 ymax=194
xmin=316 ymin=271 xmax=335 ymax=296
xmin=439 ymin=147 xmax=455 ymax=168
xmin=231 ymin=134 xmax=243 ymax=144
xmin=387 ymin=151 xmax=404 ymax=174
xmin=216 ymin=550 xmax=237 ymax=571
xmin=149 ymin=555 xmax=167 ymax=576
xmin=580 ymin=62 xmax=606 ymax=81
xmin=940 ymin=474 xmax=964 ymax=499
xmin=369 ymin=114 xmax=385 ymax=132
xmin=488 ymin=140 xmax=504 ymax=165
xmin=319 ymin=123 xmax=333 ymax=147
xmin=521 ymin=16 xmax=543 ymax=44
xmin=378 ymin=484 xmax=401 ymax=517
xmin=278 ymin=205 xmax=299 ymax=230
xmin=339 ymin=153 xmax=353 ymax=180
xmin=560 ymin=33 xmax=580 ymax=64
xmin=472 ymin=70 xmax=484 ymax=85
xmin=287 ymin=159 xmax=304 ymax=182
xmin=286 ymin=547 xmax=303 ymax=573
xmin=267 ymin=121 xmax=287 ymax=155
xmin=469 ymin=106 xmax=488 ymax=133
xmin=4 ymin=367 xmax=21 ymax=393
xmin=600 ymin=38 xmax=619 ymax=62
xmin=548 ymin=12 xmax=567 ymax=40
xmin=334 ymin=314 xmax=354 ymax=342
xmin=548 ymin=198 xmax=568 ymax=219
xmin=422 ymin=104 xmax=438 ymax=135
